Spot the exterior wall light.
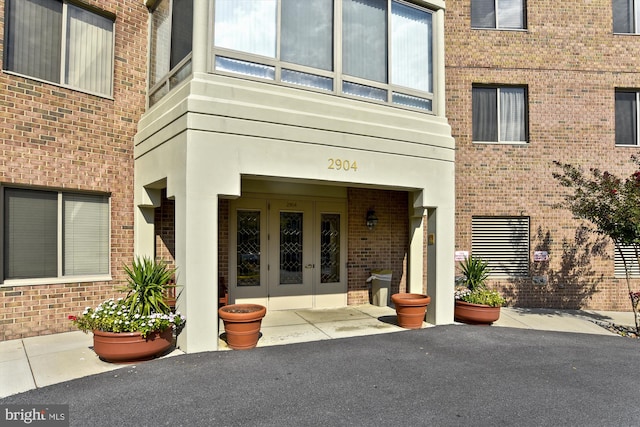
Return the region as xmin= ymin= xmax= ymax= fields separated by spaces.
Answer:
xmin=366 ymin=209 xmax=378 ymax=230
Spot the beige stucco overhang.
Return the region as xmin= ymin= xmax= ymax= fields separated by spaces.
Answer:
xmin=134 ymin=73 xmax=455 ymax=353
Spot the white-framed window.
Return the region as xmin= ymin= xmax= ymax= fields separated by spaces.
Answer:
xmin=212 ymin=0 xmax=434 ymax=112
xmin=5 ymin=0 xmax=115 ymax=97
xmin=472 ymin=216 xmax=530 ymax=277
xmin=614 ymin=244 xmax=640 ymax=277
xmin=471 ymin=0 xmax=526 ymax=30
xmin=3 ymin=188 xmax=110 ymax=281
xmin=472 ymin=85 xmax=528 ymax=143
xmin=148 ymin=0 xmax=193 ymax=105
xmin=613 ymin=0 xmax=640 ymax=34
xmin=615 ymin=90 xmax=639 ymax=146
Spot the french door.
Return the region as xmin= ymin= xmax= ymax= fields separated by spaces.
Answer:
xmin=230 ymin=197 xmax=346 ymax=310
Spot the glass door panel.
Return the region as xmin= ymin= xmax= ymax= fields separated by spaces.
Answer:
xmin=279 ymin=211 xmax=303 ymax=285
xmin=229 ymin=199 xmax=268 ymax=305
xmin=314 ymin=202 xmax=347 ymax=307
xmin=268 ymin=200 xmax=313 ymax=310
xmin=237 ymin=210 xmax=261 ymax=287
xmin=320 ymin=213 xmax=340 ymax=284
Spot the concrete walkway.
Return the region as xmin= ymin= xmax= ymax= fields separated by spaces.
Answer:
xmin=0 ymin=305 xmax=636 ymax=399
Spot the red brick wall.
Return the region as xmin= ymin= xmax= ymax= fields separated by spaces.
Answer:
xmin=447 ymin=0 xmax=640 ymax=310
xmin=347 ymin=188 xmax=409 ymax=304
xmin=0 ymin=0 xmax=148 ymax=340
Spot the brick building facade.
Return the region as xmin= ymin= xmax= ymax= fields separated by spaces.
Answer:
xmin=0 ymin=0 xmax=147 ymax=340
xmin=1 ymin=0 xmax=455 ymax=350
xmin=447 ymin=0 xmax=640 ymax=310
xmin=5 ymin=0 xmax=638 ymax=346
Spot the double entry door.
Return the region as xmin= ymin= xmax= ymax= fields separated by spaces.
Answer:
xmin=229 ymin=197 xmax=347 ymax=310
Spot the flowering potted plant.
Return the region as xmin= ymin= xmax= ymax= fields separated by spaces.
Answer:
xmin=69 ymin=256 xmax=185 ymax=362
xmin=454 ymin=255 xmax=505 ymax=325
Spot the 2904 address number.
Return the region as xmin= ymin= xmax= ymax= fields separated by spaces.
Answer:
xmin=328 ymin=158 xmax=358 ymax=172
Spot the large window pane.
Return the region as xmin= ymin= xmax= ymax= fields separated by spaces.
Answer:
xmin=149 ymin=0 xmax=171 ymax=86
xmin=214 ymin=0 xmax=276 ymax=57
xmin=343 ymin=0 xmax=387 ymax=83
xmin=63 ymin=194 xmax=109 ymax=276
xmin=4 ymin=189 xmax=58 ymax=279
xmin=497 ymin=0 xmax=524 ymax=29
xmin=500 ymin=88 xmax=526 ymax=141
xmin=6 ymin=0 xmax=113 ymax=96
xmin=281 ymin=0 xmax=333 ymax=70
xmin=616 ymin=91 xmax=637 ymax=145
xmin=473 ymin=87 xmax=498 ymax=141
xmin=613 ymin=0 xmax=634 ymax=33
xmin=65 ymin=4 xmax=114 ymax=95
xmin=170 ymin=0 xmax=193 ymax=68
xmin=471 ymin=0 xmax=496 ymax=28
xmin=391 ymin=2 xmax=432 ymax=93
xmin=6 ymin=0 xmax=62 ymax=83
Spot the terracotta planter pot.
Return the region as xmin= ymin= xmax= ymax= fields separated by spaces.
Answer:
xmin=391 ymin=293 xmax=431 ymax=329
xmin=219 ymin=304 xmax=267 ymax=350
xmin=454 ymin=300 xmax=501 ymax=325
xmin=92 ymin=327 xmax=173 ymax=363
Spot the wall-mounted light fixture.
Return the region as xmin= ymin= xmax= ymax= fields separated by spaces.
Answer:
xmin=366 ymin=209 xmax=378 ymax=230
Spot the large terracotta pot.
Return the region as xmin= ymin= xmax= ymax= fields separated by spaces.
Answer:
xmin=391 ymin=293 xmax=431 ymax=329
xmin=454 ymin=300 xmax=501 ymax=325
xmin=219 ymin=304 xmax=267 ymax=350
xmin=92 ymin=327 xmax=173 ymax=363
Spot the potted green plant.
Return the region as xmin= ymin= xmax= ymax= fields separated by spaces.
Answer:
xmin=454 ymin=255 xmax=505 ymax=325
xmin=69 ymin=256 xmax=185 ymax=362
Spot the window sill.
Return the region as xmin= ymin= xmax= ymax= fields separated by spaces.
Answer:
xmin=472 ymin=141 xmax=529 ymax=145
xmin=471 ymin=27 xmax=528 ymax=32
xmin=1 ymin=275 xmax=112 ymax=287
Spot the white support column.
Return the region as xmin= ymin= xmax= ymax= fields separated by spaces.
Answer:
xmin=191 ymin=0 xmax=209 ymax=74
xmin=408 ymin=192 xmax=425 ymax=295
xmin=426 ymin=206 xmax=455 ymax=325
xmin=174 ymin=185 xmax=219 ymax=353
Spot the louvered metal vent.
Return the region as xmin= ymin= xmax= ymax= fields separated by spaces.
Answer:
xmin=472 ymin=217 xmax=530 ymax=277
xmin=614 ymin=244 xmax=640 ymax=277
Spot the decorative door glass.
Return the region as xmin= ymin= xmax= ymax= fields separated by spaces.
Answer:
xmin=237 ymin=210 xmax=260 ymax=286
xmin=280 ymin=212 xmax=303 ymax=284
xmin=320 ymin=213 xmax=340 ymax=283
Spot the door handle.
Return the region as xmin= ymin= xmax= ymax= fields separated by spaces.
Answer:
xmin=305 ymin=264 xmax=315 ymax=269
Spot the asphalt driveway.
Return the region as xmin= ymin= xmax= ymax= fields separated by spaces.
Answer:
xmin=2 ymin=325 xmax=639 ymax=426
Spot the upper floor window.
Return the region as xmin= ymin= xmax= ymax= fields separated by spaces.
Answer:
xmin=5 ymin=0 xmax=115 ymax=97
xmin=613 ymin=0 xmax=640 ymax=34
xmin=213 ymin=0 xmax=434 ymax=112
xmin=471 ymin=0 xmax=526 ymax=30
xmin=615 ymin=90 xmax=639 ymax=145
xmin=148 ymin=0 xmax=193 ymax=106
xmin=3 ymin=188 xmax=110 ymax=281
xmin=472 ymin=85 xmax=528 ymax=143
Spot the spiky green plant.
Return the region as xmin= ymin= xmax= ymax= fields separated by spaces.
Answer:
xmin=122 ymin=256 xmax=176 ymax=316
xmin=459 ymin=254 xmax=490 ymax=291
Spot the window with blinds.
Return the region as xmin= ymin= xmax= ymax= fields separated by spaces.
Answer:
xmin=3 ymin=188 xmax=110 ymax=280
xmin=614 ymin=244 xmax=640 ymax=277
xmin=472 ymin=216 xmax=530 ymax=277
xmin=5 ymin=0 xmax=115 ymax=97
